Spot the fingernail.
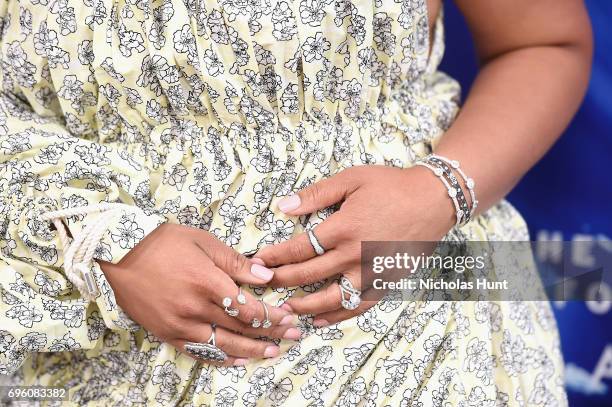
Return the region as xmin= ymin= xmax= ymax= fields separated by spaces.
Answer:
xmin=264 ymin=346 xmax=280 ymax=358
xmin=278 ymin=194 xmax=301 ymax=213
xmin=251 ymin=257 xmax=266 ymax=266
xmin=281 ymin=303 xmax=293 ymax=312
xmin=234 ymin=358 xmax=249 ymax=366
xmin=279 ymin=315 xmax=294 ymax=325
xmin=251 ymin=264 xmax=273 ymax=281
xmin=283 ymin=328 xmax=301 ymax=340
xmin=313 ymin=319 xmax=329 ymax=327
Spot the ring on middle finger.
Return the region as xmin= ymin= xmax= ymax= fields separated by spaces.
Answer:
xmin=222 ymin=296 xmax=239 ymax=317
xmin=260 ymin=299 xmax=272 ymax=328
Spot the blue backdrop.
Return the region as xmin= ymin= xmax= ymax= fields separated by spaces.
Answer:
xmin=440 ymin=1 xmax=612 ymax=406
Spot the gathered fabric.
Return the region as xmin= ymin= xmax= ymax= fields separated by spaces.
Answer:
xmin=0 ymin=0 xmax=566 ymax=405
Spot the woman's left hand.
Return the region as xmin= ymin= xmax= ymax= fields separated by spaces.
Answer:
xmin=254 ymin=164 xmax=457 ymax=327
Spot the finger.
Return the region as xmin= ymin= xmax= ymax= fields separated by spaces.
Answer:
xmin=283 ymin=281 xmax=342 ymax=315
xmin=214 ymin=325 xmax=280 ymax=359
xmin=276 ymin=170 xmax=358 ymax=215
xmin=254 ymin=213 xmax=342 ymax=267
xmin=268 ymin=250 xmax=348 ymax=288
xmin=312 ymin=292 xmax=378 ymax=327
xmin=207 ymin=269 xmax=292 ymax=327
xmin=203 ymin=305 xmax=302 ymax=341
xmin=178 ymin=324 xmax=281 ymax=360
xmin=193 ymin=232 xmax=275 ymax=284
xmin=172 ymin=339 xmax=244 ymax=368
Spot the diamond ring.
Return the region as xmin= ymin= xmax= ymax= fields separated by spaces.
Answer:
xmin=339 ymin=276 xmax=361 ymax=310
xmin=222 ymin=297 xmax=239 ymax=317
xmin=260 ymin=299 xmax=272 ymax=328
xmin=237 ymin=287 xmax=247 ymax=305
xmin=184 ymin=324 xmax=227 ymax=362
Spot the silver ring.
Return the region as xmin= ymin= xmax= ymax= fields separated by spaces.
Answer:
xmin=339 ymin=276 xmax=362 ymax=310
xmin=237 ymin=287 xmax=247 ymax=305
xmin=260 ymin=299 xmax=272 ymax=328
xmin=307 ymin=229 xmax=325 ymax=256
xmin=222 ymin=297 xmax=239 ymax=317
xmin=184 ymin=324 xmax=227 ymax=362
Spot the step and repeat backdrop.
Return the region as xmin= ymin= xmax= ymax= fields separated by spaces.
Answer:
xmin=440 ymin=1 xmax=612 ymax=406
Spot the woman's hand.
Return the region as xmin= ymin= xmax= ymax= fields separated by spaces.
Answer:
xmin=254 ymin=165 xmax=456 ymax=326
xmin=99 ymin=223 xmax=300 ymax=366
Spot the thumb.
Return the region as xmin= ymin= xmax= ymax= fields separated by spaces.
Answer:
xmin=277 ymin=171 xmax=355 ymax=215
xmin=193 ymin=233 xmax=275 ymax=285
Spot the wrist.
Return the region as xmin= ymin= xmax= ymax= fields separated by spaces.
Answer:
xmin=408 ymin=165 xmax=458 ymax=236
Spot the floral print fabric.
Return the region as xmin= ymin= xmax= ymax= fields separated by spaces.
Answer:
xmin=0 ymin=0 xmax=566 ymax=405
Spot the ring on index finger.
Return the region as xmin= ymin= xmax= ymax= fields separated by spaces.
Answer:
xmin=222 ymin=296 xmax=239 ymax=317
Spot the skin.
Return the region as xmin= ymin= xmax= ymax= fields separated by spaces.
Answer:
xmin=100 ymin=225 xmax=301 ymax=367
xmin=255 ymin=0 xmax=593 ymax=323
xmin=102 ymin=0 xmax=593 ymax=363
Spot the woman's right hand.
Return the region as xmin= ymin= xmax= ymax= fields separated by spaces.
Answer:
xmin=99 ymin=223 xmax=300 ymax=366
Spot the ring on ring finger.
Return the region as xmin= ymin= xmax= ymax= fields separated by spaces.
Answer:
xmin=339 ymin=276 xmax=362 ymax=310
xmin=251 ymin=299 xmax=272 ymax=328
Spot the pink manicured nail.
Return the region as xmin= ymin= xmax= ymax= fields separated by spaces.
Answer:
xmin=234 ymin=358 xmax=249 ymax=366
xmin=283 ymin=328 xmax=301 ymax=340
xmin=278 ymin=194 xmax=301 ymax=213
xmin=251 ymin=264 xmax=273 ymax=281
xmin=279 ymin=315 xmax=294 ymax=325
xmin=280 ymin=303 xmax=293 ymax=312
xmin=264 ymin=346 xmax=280 ymax=358
xmin=251 ymin=257 xmax=266 ymax=266
xmin=313 ymin=319 xmax=329 ymax=327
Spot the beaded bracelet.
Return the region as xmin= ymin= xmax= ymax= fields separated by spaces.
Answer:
xmin=430 ymin=154 xmax=478 ymax=219
xmin=416 ymin=154 xmax=478 ymax=226
xmin=426 ymin=157 xmax=471 ymax=224
xmin=415 ymin=161 xmax=465 ymax=226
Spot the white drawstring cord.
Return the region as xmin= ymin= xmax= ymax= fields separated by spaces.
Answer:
xmin=40 ymin=203 xmax=132 ymax=301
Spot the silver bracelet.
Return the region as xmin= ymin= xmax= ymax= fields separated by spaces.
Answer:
xmin=430 ymin=154 xmax=478 ymax=219
xmin=426 ymin=157 xmax=471 ymax=225
xmin=415 ymin=161 xmax=464 ymax=226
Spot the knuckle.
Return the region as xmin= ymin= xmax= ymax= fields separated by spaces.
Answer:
xmin=342 ymin=167 xmax=360 ymax=183
xmin=229 ymin=250 xmax=248 ymax=275
xmin=261 ymin=249 xmax=278 ymax=265
xmin=217 ymin=332 xmax=235 ymax=350
xmin=300 ymin=267 xmax=320 ymax=284
xmin=230 ymin=323 xmax=246 ymax=335
xmin=233 ymin=338 xmax=261 ymax=356
xmin=303 ymin=182 xmax=322 ymax=203
xmin=337 ymin=218 xmax=360 ymax=239
xmin=250 ymin=342 xmax=266 ymax=357
xmin=176 ymin=300 xmax=200 ymax=319
xmin=289 ymin=241 xmax=307 ymax=259
xmin=163 ymin=317 xmax=186 ymax=339
xmin=238 ymin=305 xmax=256 ymax=323
xmin=274 ymin=326 xmax=293 ymax=339
xmin=184 ymin=269 xmax=210 ymax=293
xmin=347 ymin=243 xmax=361 ymax=259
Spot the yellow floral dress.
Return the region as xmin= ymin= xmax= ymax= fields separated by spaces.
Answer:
xmin=0 ymin=0 xmax=566 ymax=405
